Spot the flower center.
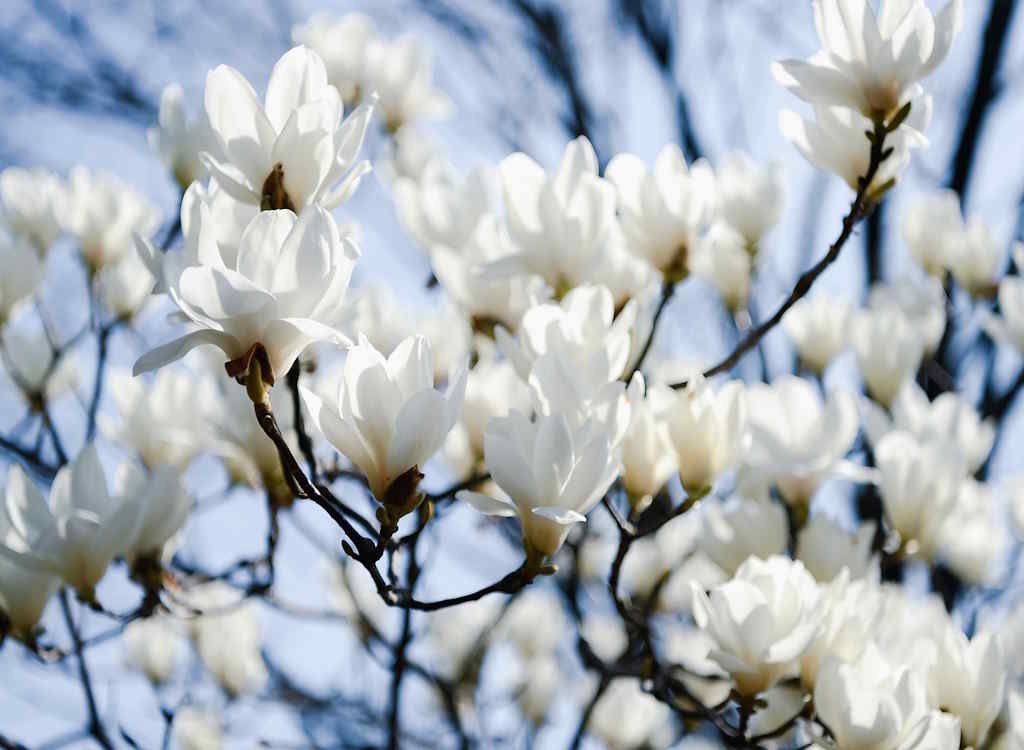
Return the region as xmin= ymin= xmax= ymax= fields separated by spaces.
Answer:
xmin=261 ymin=163 xmax=296 ymax=212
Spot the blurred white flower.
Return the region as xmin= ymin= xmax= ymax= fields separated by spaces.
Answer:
xmin=0 ymin=166 xmax=63 ymax=253
xmin=666 ymin=377 xmax=747 ymax=493
xmin=0 ymin=555 xmax=59 ymax=640
xmin=379 ymin=124 xmax=443 ymax=184
xmin=867 ymin=277 xmax=947 ymax=356
xmin=201 ymin=46 xmax=372 ymax=211
xmin=699 ymin=495 xmax=788 ymax=576
xmin=516 ymin=655 xmax=561 ymax=724
xmin=492 ymin=137 xmax=616 ymax=292
xmin=0 ymin=447 xmax=143 ymax=601
xmin=928 ymin=627 xmax=1005 ymax=748
xmin=393 ymin=160 xmax=493 ymax=255
xmin=985 ymin=279 xmax=1024 ymax=353
xmin=291 ymin=12 xmax=377 ymax=106
xmin=620 ymin=376 xmax=677 ymax=511
xmin=117 ymin=464 xmax=191 ymax=565
xmin=742 ymin=376 xmax=861 ymax=506
xmin=460 ymin=411 xmax=618 ymax=561
xmin=690 ymin=222 xmax=752 ymax=312
xmin=605 ymin=144 xmax=716 ymax=279
xmin=773 ymin=0 xmax=961 ymax=122
xmin=122 ymin=616 xmax=188 ymax=684
xmin=187 ymin=582 xmax=267 ymax=697
xmin=135 ymin=200 xmax=357 ymax=382
xmin=587 ymin=678 xmax=671 ymax=750
xmin=496 ymin=586 xmax=567 ymax=661
xmin=937 ymin=479 xmax=1006 ymax=586
xmin=95 ymin=251 xmax=155 ymax=319
xmin=852 ymin=306 xmax=925 ymax=407
xmin=302 ymin=335 xmax=465 ymax=502
xmin=796 ymin=514 xmax=878 ymax=583
xmin=583 ymin=228 xmax=660 ymax=311
xmin=691 ymin=555 xmax=821 ymax=695
xmin=799 ymin=575 xmax=881 ymax=690
xmin=0 ymin=236 xmax=44 ymax=325
xmin=425 ymin=597 xmax=501 ymax=679
xmin=947 ymin=222 xmax=1007 ymax=298
xmin=902 ymin=190 xmax=962 ymax=277
xmin=782 ymin=294 xmax=851 ymax=373
xmin=148 ymin=83 xmax=218 ymax=190
xmin=363 ymin=34 xmax=453 ymax=131
xmin=716 ymin=151 xmax=785 ymax=248
xmin=172 ymin=708 xmax=222 ymax=750
xmin=580 ymin=613 xmax=628 ymax=663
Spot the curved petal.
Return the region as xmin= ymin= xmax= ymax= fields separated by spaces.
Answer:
xmin=385 ymin=387 xmax=448 ymax=475
xmin=204 ymin=65 xmax=274 ymax=185
xmin=262 ymin=317 xmax=350 ymax=378
xmin=265 ymin=46 xmax=332 ymax=133
xmin=457 ymin=490 xmax=517 ymax=518
xmin=133 ymin=330 xmax=240 ymax=376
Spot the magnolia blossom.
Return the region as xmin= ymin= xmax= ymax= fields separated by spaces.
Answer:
xmin=94 ymin=251 xmax=156 ymax=318
xmin=620 ymin=377 xmax=677 ymax=510
xmin=2 ymin=315 xmax=77 ymax=404
xmin=0 ymin=555 xmax=59 ymax=639
xmin=0 ymin=236 xmax=44 ymax=325
xmin=666 ymin=378 xmax=747 ymax=493
xmin=496 ymin=587 xmax=567 ymax=660
xmin=393 ymin=160 xmax=493 ymax=255
xmin=492 ymin=137 xmax=616 ymax=292
xmin=928 ymin=628 xmax=1004 ymax=748
xmin=783 ymin=294 xmax=851 ymax=373
xmin=0 ymin=166 xmax=63 ymax=252
xmin=148 ymin=83 xmax=217 ymax=190
xmin=201 ymin=46 xmax=372 ymax=211
xmin=867 ymin=277 xmax=947 ymax=355
xmin=587 ymin=678 xmax=672 ymax=750
xmin=902 ymin=190 xmax=963 ymax=276
xmin=690 ymin=222 xmax=752 ymax=312
xmin=302 ymin=335 xmax=465 ymax=502
xmin=800 ymin=576 xmax=882 ymax=690
xmin=363 ymin=34 xmax=453 ymax=131
xmin=773 ymin=0 xmax=961 ymax=121
xmin=172 ymin=708 xmax=222 ymax=750
xmin=700 ymin=495 xmax=788 ymax=576
xmin=0 ymin=448 xmax=143 ymax=600
xmin=742 ymin=377 xmax=861 ymax=506
xmin=947 ymin=222 xmax=1007 ymax=297
xmin=796 ymin=515 xmax=878 ymax=582
xmin=585 ymin=230 xmax=660 ymax=311
xmin=122 ymin=616 xmax=188 ymax=684
xmin=937 ymin=479 xmax=1006 ymax=586
xmin=984 ymin=249 xmax=1024 ymax=352
xmin=691 ymin=556 xmax=820 ymax=695
xmin=135 ymin=195 xmax=358 ymax=383
xmin=852 ymin=307 xmax=925 ymax=407
xmin=291 ymin=12 xmax=376 ymax=106
xmin=716 ymin=151 xmax=785 ymax=248
xmin=188 ymin=583 xmax=268 ymax=696
xmin=117 ymin=464 xmax=191 ymax=565
xmin=605 ymin=144 xmax=716 ymax=279
xmin=459 ymin=411 xmax=618 ymax=561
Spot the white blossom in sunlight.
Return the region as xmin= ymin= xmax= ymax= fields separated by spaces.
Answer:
xmin=861 ymin=378 xmax=995 ymax=474
xmin=291 ymin=12 xmax=377 ymax=106
xmin=584 ymin=232 xmax=660 ymax=312
xmin=496 ymin=586 xmax=567 ymax=661
xmin=301 ymin=334 xmax=466 ymax=501
xmin=117 ymin=464 xmax=191 ymax=565
xmin=779 ymin=100 xmax=931 ymax=192
xmin=875 ymin=431 xmax=964 ymax=559
xmin=0 ymin=448 xmax=143 ymax=601
xmin=620 ymin=377 xmax=677 ymax=511
xmin=927 ymin=627 xmax=1005 ymax=748
xmin=425 ymin=597 xmax=501 ymax=678
xmin=587 ymin=678 xmax=672 ymax=750
xmin=799 ymin=575 xmax=882 ymax=690
xmin=902 ymin=190 xmax=963 ymax=277
xmin=95 ymin=251 xmax=156 ymax=319
xmin=1 ymin=315 xmax=77 ymax=405
xmin=393 ymin=160 xmax=493 ymax=255
xmin=0 ymin=235 xmax=44 ymax=325
xmin=796 ymin=515 xmax=878 ymax=583
xmin=716 ymin=151 xmax=785 ymax=248
xmin=122 ymin=616 xmax=188 ymax=684
xmin=60 ymin=166 xmax=161 ymax=273
xmin=492 ymin=137 xmax=616 ymax=293
xmin=515 ymin=655 xmax=561 ymax=724
xmin=379 ymin=124 xmax=443 ymax=184
xmin=851 ymin=306 xmax=925 ymax=407
xmin=179 ymin=180 xmax=259 ymax=273
xmin=742 ymin=376 xmax=861 ymax=506
xmin=814 ymin=646 xmax=952 ymax=750
xmin=691 ymin=555 xmax=821 ymax=696
xmin=148 ymin=83 xmax=218 ymax=190
xmin=187 ymin=582 xmax=267 ymax=697
xmin=605 ymin=143 xmax=716 ymax=279
xmin=690 ymin=222 xmax=753 ymax=311
xmin=773 ymin=0 xmax=962 ymax=122
xmin=459 ymin=411 xmax=618 ymax=560
xmin=867 ymin=277 xmax=947 ymax=356
xmin=0 ymin=555 xmax=59 ymax=640
xmin=172 ymin=708 xmax=222 ymax=750
xmin=983 ymin=244 xmax=1024 ymax=351
xmin=666 ymin=377 xmax=747 ymax=493
xmin=135 ymin=197 xmax=358 ymax=382
xmin=947 ymin=223 xmax=1008 ymax=298
xmin=782 ymin=294 xmax=851 ymax=373
xmin=201 ymin=46 xmax=372 ymax=211
xmin=699 ymin=495 xmax=788 ymax=576
xmin=362 ymin=33 xmax=453 ymax=131
xmin=0 ymin=166 xmax=63 ymax=253
xmin=937 ymin=479 xmax=1006 ymax=586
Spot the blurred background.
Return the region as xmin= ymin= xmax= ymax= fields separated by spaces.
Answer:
xmin=1 ymin=0 xmax=1023 ymax=747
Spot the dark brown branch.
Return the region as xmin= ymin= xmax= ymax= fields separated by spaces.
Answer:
xmin=59 ymin=590 xmax=112 ymax=750
xmin=625 ymin=279 xmax=675 ymax=382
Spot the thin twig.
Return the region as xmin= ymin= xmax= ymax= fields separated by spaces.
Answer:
xmin=59 ymin=590 xmax=112 ymax=750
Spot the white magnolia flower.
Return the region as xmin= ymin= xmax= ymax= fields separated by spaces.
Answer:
xmin=496 ymin=587 xmax=567 ymax=660
xmin=800 ymin=575 xmax=882 ymax=690
xmin=947 ymin=222 xmax=1008 ymax=298
xmin=117 ymin=464 xmax=191 ymax=565
xmin=583 ymin=229 xmax=660 ymax=311
xmin=815 ymin=646 xmax=949 ymax=750
xmin=291 ymin=12 xmax=377 ymax=106
xmin=796 ymin=515 xmax=878 ymax=582
xmin=61 ymin=166 xmax=161 ymax=273
xmin=172 ymin=708 xmax=222 ymax=750
xmin=690 ymin=222 xmax=753 ymax=312
xmin=459 ymin=411 xmax=618 ymax=561
xmin=425 ymin=597 xmax=501 ymax=678
xmin=302 ymin=335 xmax=466 ymax=502
xmin=867 ymin=277 xmax=947 ymax=355
xmin=363 ymin=34 xmax=453 ymax=131
xmin=201 ymin=46 xmax=372 ymax=211
xmin=515 ymin=655 xmax=561 ymax=724
xmin=691 ymin=555 xmax=821 ymax=696
xmin=0 ymin=555 xmax=59 ymax=639
xmin=588 ymin=678 xmax=671 ymax=750
xmin=0 ymin=166 xmax=63 ymax=252
xmin=699 ymin=495 xmax=788 ymax=576
xmin=379 ymin=124 xmax=443 ymax=184
xmin=861 ymin=378 xmax=994 ymax=474
xmin=928 ymin=628 xmax=1005 ymax=748
xmin=0 ymin=235 xmax=44 ymax=325
xmin=135 ymin=195 xmax=358 ymax=383
xmin=773 ymin=0 xmax=962 ymax=121
xmin=783 ymin=294 xmax=851 ymax=373
xmin=620 ymin=377 xmax=677 ymax=510
xmin=95 ymin=251 xmax=156 ymax=319
xmin=393 ymin=160 xmax=493 ymax=255
xmin=493 ymin=137 xmax=616 ymax=293
xmin=605 ymin=144 xmax=716 ymax=278
xmin=716 ymin=151 xmax=785 ymax=248
xmin=148 ymin=83 xmax=218 ymax=190
xmin=122 ymin=616 xmax=188 ymax=684
xmin=902 ymin=190 xmax=963 ymax=277
xmin=875 ymin=431 xmax=964 ymax=559
xmin=852 ymin=307 xmax=925 ymax=407
xmin=666 ymin=377 xmax=747 ymax=493
xmin=742 ymin=377 xmax=861 ymax=506
xmin=187 ymin=582 xmax=267 ymax=697
xmin=779 ymin=100 xmax=931 ymax=192
xmin=1 ymin=314 xmax=77 ymax=405
xmin=984 ymin=261 xmax=1024 ymax=353
xmin=0 ymin=448 xmax=143 ymax=600
xmin=937 ymin=479 xmax=1006 ymax=586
